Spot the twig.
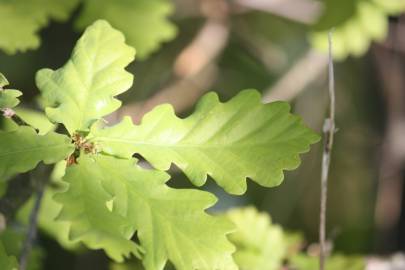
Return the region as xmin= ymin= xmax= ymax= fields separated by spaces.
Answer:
xmin=319 ymin=31 xmax=335 ymax=270
xmin=0 ymin=174 xmax=33 ymax=222
xmin=19 ymin=167 xmax=49 ymax=270
xmin=1 ymin=108 xmax=40 ymax=133
xmin=232 ymin=0 xmax=322 ymax=24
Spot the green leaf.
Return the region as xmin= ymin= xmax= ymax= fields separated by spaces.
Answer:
xmin=0 ymin=73 xmax=22 ymax=109
xmin=56 ymin=155 xmax=237 ymax=269
xmin=0 ymin=73 xmax=9 ymax=87
xmin=14 ymin=108 xmax=55 ymax=135
xmin=0 ymin=126 xmax=73 ymax=180
xmin=17 ymin=185 xmax=80 ymax=251
xmin=110 ymin=260 xmax=146 ymax=270
xmin=0 ymin=0 xmax=79 ymax=54
xmin=54 ymin=156 xmax=142 ymax=262
xmin=89 ymin=90 xmax=320 ymax=194
xmin=36 ymin=20 xmax=136 ymax=134
xmin=373 ymin=0 xmax=405 ymax=14
xmin=0 ymin=90 xmax=22 ymax=109
xmin=76 ymin=0 xmax=177 ymax=59
xmin=226 ymin=207 xmax=287 ymax=270
xmin=1 ymin=229 xmax=44 ymax=270
xmin=290 ymin=254 xmax=365 ymax=270
xmin=310 ymin=0 xmax=405 ymax=60
xmin=0 ymin=241 xmax=18 ymax=270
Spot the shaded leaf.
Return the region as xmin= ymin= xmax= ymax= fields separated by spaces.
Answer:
xmin=0 ymin=0 xmax=79 ymax=54
xmin=17 ymin=185 xmax=80 ymax=251
xmin=0 ymin=90 xmax=22 ymax=109
xmin=0 ymin=73 xmax=22 ymax=109
xmin=76 ymin=0 xmax=177 ymax=58
xmin=311 ymin=0 xmax=405 ymax=60
xmin=0 ymin=229 xmax=43 ymax=270
xmin=0 ymin=241 xmax=18 ymax=270
xmin=290 ymin=254 xmax=365 ymax=270
xmin=14 ymin=108 xmax=55 ymax=135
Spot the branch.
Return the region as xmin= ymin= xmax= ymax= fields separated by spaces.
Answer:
xmin=263 ymin=49 xmax=328 ymax=103
xmin=319 ymin=31 xmax=335 ymax=270
xmin=372 ymin=20 xmax=405 ymax=251
xmin=1 ymin=109 xmax=35 ymax=129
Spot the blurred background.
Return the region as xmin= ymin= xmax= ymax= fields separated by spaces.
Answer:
xmin=0 ymin=0 xmax=405 ymax=269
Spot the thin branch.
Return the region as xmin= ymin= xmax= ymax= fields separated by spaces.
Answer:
xmin=319 ymin=31 xmax=335 ymax=270
xmin=232 ymin=0 xmax=322 ymax=24
xmin=19 ymin=167 xmax=49 ymax=270
xmin=1 ymin=108 xmax=39 ymax=133
xmin=0 ymin=173 xmax=33 ymax=222
xmin=19 ymin=189 xmax=44 ymax=270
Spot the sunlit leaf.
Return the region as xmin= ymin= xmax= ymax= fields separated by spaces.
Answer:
xmin=0 ymin=126 xmax=73 ymax=180
xmin=56 ymin=155 xmax=237 ymax=269
xmin=36 ymin=20 xmax=135 ymax=134
xmin=89 ymin=90 xmax=320 ymax=194
xmin=226 ymin=207 xmax=287 ymax=270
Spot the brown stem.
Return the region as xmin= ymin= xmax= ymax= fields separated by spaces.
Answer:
xmin=319 ymin=31 xmax=335 ymax=270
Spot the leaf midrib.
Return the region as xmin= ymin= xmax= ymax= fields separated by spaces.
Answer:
xmin=0 ymin=143 xmax=71 ymax=158
xmin=92 ymin=136 xmax=301 ymax=149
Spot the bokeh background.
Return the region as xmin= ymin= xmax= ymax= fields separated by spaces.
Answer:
xmin=0 ymin=0 xmax=405 ymax=269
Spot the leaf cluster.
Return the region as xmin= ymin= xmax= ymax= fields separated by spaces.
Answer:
xmin=0 ymin=20 xmax=319 ymax=269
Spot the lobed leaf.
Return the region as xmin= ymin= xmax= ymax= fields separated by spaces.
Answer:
xmin=0 ymin=126 xmax=73 ymax=180
xmin=0 ymin=229 xmax=44 ymax=270
xmin=0 ymin=73 xmax=9 ymax=87
xmin=0 ymin=241 xmax=18 ymax=270
xmin=290 ymin=254 xmax=365 ymax=270
xmin=226 ymin=207 xmax=288 ymax=270
xmin=0 ymin=73 xmax=22 ymax=109
xmin=0 ymin=0 xmax=79 ymax=54
xmin=310 ymin=0 xmax=405 ymax=60
xmin=76 ymin=0 xmax=177 ymax=59
xmin=89 ymin=89 xmax=320 ymax=194
xmin=225 ymin=207 xmax=365 ymax=270
xmin=36 ymin=20 xmax=135 ymax=134
xmin=17 ymin=185 xmax=80 ymax=251
xmin=0 ymin=90 xmax=22 ymax=109
xmin=14 ymin=108 xmax=55 ymax=135
xmin=56 ymin=155 xmax=237 ymax=269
